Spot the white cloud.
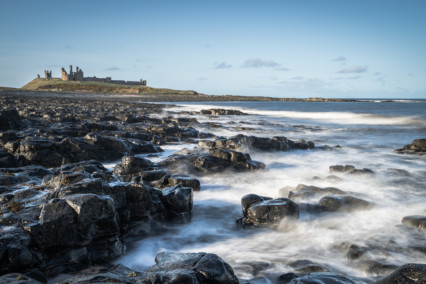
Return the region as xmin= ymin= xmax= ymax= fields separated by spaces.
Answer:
xmin=338 ymin=65 xmax=368 ymax=74
xmin=332 ymin=56 xmax=346 ymax=62
xmin=242 ymin=58 xmax=280 ymax=68
xmin=214 ymin=61 xmax=232 ymax=69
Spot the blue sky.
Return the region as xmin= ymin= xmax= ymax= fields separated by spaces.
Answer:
xmin=1 ymin=0 xmax=425 ymax=98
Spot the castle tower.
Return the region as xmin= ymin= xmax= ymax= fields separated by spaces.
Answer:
xmin=44 ymin=70 xmax=52 ymax=79
xmin=69 ymin=65 xmax=73 ymax=80
xmin=61 ymin=68 xmax=68 ymax=80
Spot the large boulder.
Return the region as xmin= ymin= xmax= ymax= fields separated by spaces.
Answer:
xmin=402 ymin=215 xmax=426 ymax=230
xmin=200 ymin=108 xmax=248 ymax=115
xmin=284 ymin=272 xmax=370 ymax=284
xmin=396 ymin=139 xmax=426 ymax=154
xmin=238 ymin=194 xmax=299 ymax=226
xmin=329 ymin=165 xmax=374 ymax=175
xmin=376 ymin=263 xmax=426 ymax=284
xmin=161 ymin=185 xmax=193 ymax=220
xmin=146 ymin=252 xmax=239 ymax=284
xmin=0 ymin=109 xmax=24 ymax=131
xmin=319 ymin=195 xmax=372 ymax=212
xmin=287 ymin=184 xmax=346 ymax=201
xmin=212 ymin=134 xmax=315 ymax=152
xmin=113 ymin=156 xmax=155 ymax=182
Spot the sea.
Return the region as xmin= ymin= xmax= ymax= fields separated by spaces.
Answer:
xmin=116 ymin=99 xmax=426 ymax=282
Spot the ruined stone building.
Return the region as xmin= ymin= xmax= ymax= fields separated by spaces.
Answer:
xmin=41 ymin=65 xmax=147 ymax=86
xmin=61 ymin=65 xmax=84 ymax=81
xmin=44 ymin=70 xmax=52 ymax=79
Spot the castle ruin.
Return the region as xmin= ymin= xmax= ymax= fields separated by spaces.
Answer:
xmin=42 ymin=65 xmax=147 ymax=86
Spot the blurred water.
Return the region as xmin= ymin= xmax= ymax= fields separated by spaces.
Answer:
xmin=117 ymin=100 xmax=426 ymax=281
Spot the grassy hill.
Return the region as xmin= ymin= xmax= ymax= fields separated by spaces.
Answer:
xmin=21 ymin=78 xmax=200 ymax=96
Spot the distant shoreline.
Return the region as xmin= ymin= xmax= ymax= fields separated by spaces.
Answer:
xmin=1 ymin=84 xmax=423 ymax=103
xmin=1 ymin=87 xmax=358 ymax=103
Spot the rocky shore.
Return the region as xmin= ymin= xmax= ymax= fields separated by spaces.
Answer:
xmin=0 ymin=90 xmax=425 ymax=283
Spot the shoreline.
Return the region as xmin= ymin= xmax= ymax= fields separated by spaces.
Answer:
xmin=1 ymin=88 xmax=359 ymax=103
xmin=0 ymin=91 xmax=425 ymax=283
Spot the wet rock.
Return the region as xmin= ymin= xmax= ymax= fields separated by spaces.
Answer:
xmin=376 ymin=263 xmax=426 ymax=284
xmin=277 ymin=272 xmax=299 ymax=283
xmin=396 ymin=139 xmax=426 ymax=154
xmin=347 ymin=244 xmax=368 ymax=260
xmin=147 ymin=251 xmax=239 ymax=284
xmin=0 ymin=273 xmax=42 ymax=284
xmin=319 ymin=195 xmax=372 ymax=212
xmin=288 ymin=184 xmax=346 ymax=201
xmin=285 ymin=272 xmax=371 ymax=284
xmin=238 ymin=194 xmax=299 ymax=226
xmin=287 ymin=259 xmax=329 ymax=274
xmin=42 ymin=171 xmax=92 ymax=190
xmin=49 ymin=178 xmax=105 ymax=199
xmin=217 ymin=134 xmax=314 ymax=152
xmin=162 ymin=148 xmax=265 ymax=175
xmin=330 ymin=165 xmax=374 ymax=175
xmin=113 ymin=156 xmax=155 ymax=182
xmin=0 ymin=148 xmax=17 ymax=167
xmin=161 ymin=185 xmax=193 ymax=221
xmin=402 ymin=215 xmax=426 ymax=230
xmin=0 ymin=109 xmax=24 ymax=131
xmin=59 ymin=264 xmax=141 ymax=284
xmin=165 ymin=174 xmax=201 ymax=191
xmin=200 ymin=108 xmax=248 ymax=115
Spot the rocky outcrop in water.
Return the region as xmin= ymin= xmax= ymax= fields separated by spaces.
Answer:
xmin=237 ymin=194 xmax=299 ymax=227
xmin=199 ymin=134 xmax=315 ymax=152
xmin=395 ymin=139 xmax=426 ymax=154
xmin=161 ymin=147 xmax=265 ymax=175
xmin=200 ymin=108 xmax=248 ymax=115
xmin=0 ymin=251 xmax=239 ymax=284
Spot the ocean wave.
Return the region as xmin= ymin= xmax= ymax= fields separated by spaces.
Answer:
xmin=241 ymin=110 xmax=426 ymax=126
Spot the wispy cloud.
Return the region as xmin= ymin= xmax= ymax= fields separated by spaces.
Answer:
xmin=242 ymin=58 xmax=280 ymax=68
xmin=332 ymin=56 xmax=346 ymax=62
xmin=274 ymin=67 xmax=290 ymax=71
xmin=105 ymin=66 xmax=121 ymax=71
xmin=292 ymin=76 xmax=304 ymax=80
xmin=214 ymin=61 xmax=232 ymax=69
xmin=338 ymin=65 xmax=368 ymax=74
xmin=64 ymin=45 xmax=74 ymax=50
xmin=198 ymin=77 xmax=208 ymax=81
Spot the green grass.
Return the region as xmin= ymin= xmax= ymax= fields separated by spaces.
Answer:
xmin=21 ymin=78 xmax=200 ymax=96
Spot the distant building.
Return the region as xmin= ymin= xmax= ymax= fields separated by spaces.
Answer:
xmin=41 ymin=65 xmax=147 ymax=86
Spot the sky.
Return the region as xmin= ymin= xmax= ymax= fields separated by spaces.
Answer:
xmin=1 ymin=0 xmax=425 ymax=99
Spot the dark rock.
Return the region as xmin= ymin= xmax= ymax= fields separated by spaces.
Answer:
xmin=147 ymin=251 xmax=239 ymax=284
xmin=0 ymin=109 xmax=24 ymax=131
xmin=166 ymin=175 xmax=201 ymax=191
xmin=402 ymin=215 xmax=426 ymax=230
xmin=347 ymin=244 xmax=367 ymax=260
xmin=200 ymin=108 xmax=248 ymax=115
xmin=217 ymin=134 xmax=314 ymax=152
xmin=376 ymin=263 xmax=426 ymax=284
xmin=396 ymin=139 xmax=426 ymax=154
xmin=287 ymin=259 xmax=329 ymax=274
xmin=42 ymin=171 xmax=92 ymax=190
xmin=286 ymin=272 xmax=370 ymax=284
xmin=330 ymin=165 xmax=374 ymax=175
xmin=113 ymin=155 xmax=155 ymax=182
xmin=319 ymin=195 xmax=372 ymax=212
xmin=0 ymin=148 xmax=17 ymax=167
xmin=0 ymin=273 xmax=41 ymax=284
xmin=277 ymin=272 xmax=299 ymax=283
xmin=49 ymin=178 xmax=104 ymax=199
xmin=239 ymin=194 xmax=299 ymax=226
xmin=161 ymin=185 xmax=193 ymax=220
xmin=288 ymin=184 xmax=346 ymax=201
xmin=142 ymin=169 xmax=168 ymax=182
